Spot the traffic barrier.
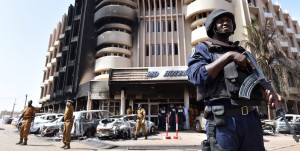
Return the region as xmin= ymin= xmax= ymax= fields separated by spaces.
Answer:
xmin=165 ymin=115 xmax=171 ymax=139
xmin=173 ymin=116 xmax=178 ymax=139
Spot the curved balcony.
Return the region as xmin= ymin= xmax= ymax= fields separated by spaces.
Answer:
xmin=97 ymin=31 xmax=132 ymax=47
xmin=96 ymin=47 xmax=132 ymax=58
xmin=96 ymin=0 xmax=137 ymax=10
xmin=94 ymin=5 xmax=137 ymax=23
xmin=185 ymin=0 xmax=233 ymax=20
xmin=94 ymin=74 xmax=110 ymax=81
xmin=191 ymin=26 xmax=209 ymax=46
xmin=94 ymin=56 xmax=132 ymax=73
xmin=97 ymin=23 xmax=132 ymax=34
xmin=190 ymin=18 xmax=206 ymax=30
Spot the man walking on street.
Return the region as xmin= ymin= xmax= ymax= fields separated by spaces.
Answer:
xmin=61 ymin=100 xmax=74 ymax=149
xmin=133 ymin=104 xmax=147 ymax=140
xmin=16 ymin=100 xmax=35 ymax=145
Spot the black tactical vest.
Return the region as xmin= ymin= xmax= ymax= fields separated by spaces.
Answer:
xmin=197 ymin=40 xmax=263 ymax=106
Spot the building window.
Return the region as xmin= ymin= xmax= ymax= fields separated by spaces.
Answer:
xmin=172 ymin=0 xmax=176 ymax=8
xmin=157 ymin=45 xmax=161 ymax=55
xmin=161 ymin=0 xmax=165 ymax=9
xmin=145 ymin=1 xmax=148 ymax=11
xmin=152 ymin=21 xmax=155 ymax=32
xmin=157 ymin=21 xmax=160 ymax=32
xmin=162 ymin=21 xmax=166 ymax=32
xmin=174 ymin=43 xmax=178 ymax=55
xmin=168 ymin=20 xmax=172 ymax=32
xmin=163 ymin=44 xmax=166 ymax=55
xmin=151 ymin=44 xmax=155 ymax=55
xmin=174 ymin=20 xmax=177 ymax=31
xmin=146 ymin=44 xmax=149 ymax=56
xmin=168 ymin=43 xmax=172 ymax=55
xmin=146 ymin=21 xmax=149 ymax=33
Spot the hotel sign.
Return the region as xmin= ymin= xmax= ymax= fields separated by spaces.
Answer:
xmin=146 ymin=67 xmax=188 ymax=80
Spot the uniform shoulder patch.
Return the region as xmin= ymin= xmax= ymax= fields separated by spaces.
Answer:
xmin=191 ymin=47 xmax=196 ymax=57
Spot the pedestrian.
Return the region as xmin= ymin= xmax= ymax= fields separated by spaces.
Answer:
xmin=186 ymin=9 xmax=282 ymax=151
xmin=61 ymin=100 xmax=74 ymax=149
xmin=169 ymin=104 xmax=177 ymax=131
xmin=158 ymin=106 xmax=167 ymax=130
xmin=126 ymin=105 xmax=132 ymax=115
xmin=16 ymin=100 xmax=35 ymax=145
xmin=177 ymin=105 xmax=185 ymax=131
xmin=183 ymin=105 xmax=190 ymax=130
xmin=133 ymin=104 xmax=147 ymax=140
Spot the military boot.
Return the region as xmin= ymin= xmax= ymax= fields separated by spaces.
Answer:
xmin=16 ymin=139 xmax=23 ymax=145
xmin=64 ymin=143 xmax=70 ymax=149
xmin=22 ymin=140 xmax=27 ymax=145
xmin=133 ymin=136 xmax=137 ymax=140
xmin=145 ymin=135 xmax=147 ymax=140
xmin=61 ymin=143 xmax=67 ymax=148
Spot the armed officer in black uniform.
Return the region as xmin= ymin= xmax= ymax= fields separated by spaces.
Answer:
xmin=169 ymin=104 xmax=177 ymax=131
xmin=186 ymin=9 xmax=282 ymax=151
xmin=158 ymin=106 xmax=167 ymax=130
xmin=177 ymin=105 xmax=185 ymax=131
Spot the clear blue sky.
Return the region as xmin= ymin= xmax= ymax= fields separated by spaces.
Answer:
xmin=0 ymin=0 xmax=299 ymax=113
xmin=0 ymin=0 xmax=73 ymax=113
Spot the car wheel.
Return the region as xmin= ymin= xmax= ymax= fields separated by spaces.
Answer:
xmin=85 ymin=128 xmax=95 ymax=138
xmin=150 ymin=126 xmax=155 ymax=134
xmin=195 ymin=121 xmax=201 ymax=132
xmin=122 ymin=131 xmax=128 ymax=139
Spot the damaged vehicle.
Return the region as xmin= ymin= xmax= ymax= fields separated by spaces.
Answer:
xmin=59 ymin=110 xmax=113 ymax=138
xmin=96 ymin=116 xmax=132 ymax=139
xmin=195 ymin=113 xmax=206 ymax=132
xmin=40 ymin=116 xmax=64 ymax=137
xmin=30 ymin=114 xmax=63 ymax=134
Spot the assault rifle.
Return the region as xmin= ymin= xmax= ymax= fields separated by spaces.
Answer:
xmin=239 ymin=51 xmax=299 ymax=143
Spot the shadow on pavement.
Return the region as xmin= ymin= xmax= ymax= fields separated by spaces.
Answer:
xmin=71 ymin=148 xmax=97 ymax=151
xmin=27 ymin=144 xmax=55 ymax=147
xmin=0 ymin=128 xmax=5 ymax=130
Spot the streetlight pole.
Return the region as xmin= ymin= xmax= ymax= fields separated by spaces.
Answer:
xmin=24 ymin=94 xmax=27 ymax=108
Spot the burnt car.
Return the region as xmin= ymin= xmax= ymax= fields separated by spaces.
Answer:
xmin=96 ymin=116 xmax=132 ymax=139
xmin=59 ymin=110 xmax=113 ymax=138
xmin=40 ymin=116 xmax=64 ymax=137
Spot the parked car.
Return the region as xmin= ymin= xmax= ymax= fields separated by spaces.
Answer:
xmin=30 ymin=114 xmax=63 ymax=134
xmin=96 ymin=116 xmax=132 ymax=139
xmin=11 ymin=114 xmax=22 ymax=126
xmin=194 ymin=113 xmax=206 ymax=132
xmin=17 ymin=113 xmax=47 ymax=131
xmin=59 ymin=110 xmax=113 ymax=138
xmin=275 ymin=114 xmax=300 ymax=134
xmin=123 ymin=114 xmax=156 ymax=135
xmin=40 ymin=116 xmax=64 ymax=137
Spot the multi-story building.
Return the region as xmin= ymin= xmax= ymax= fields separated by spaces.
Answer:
xmin=40 ymin=0 xmax=300 ymax=122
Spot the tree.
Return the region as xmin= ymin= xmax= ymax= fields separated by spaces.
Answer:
xmin=242 ymin=19 xmax=300 ymax=118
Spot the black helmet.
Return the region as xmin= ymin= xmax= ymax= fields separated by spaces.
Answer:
xmin=205 ymin=9 xmax=236 ymax=38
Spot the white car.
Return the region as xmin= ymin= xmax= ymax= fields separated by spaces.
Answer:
xmin=275 ymin=114 xmax=300 ymax=133
xmin=59 ymin=110 xmax=113 ymax=138
xmin=96 ymin=116 xmax=132 ymax=139
xmin=30 ymin=114 xmax=63 ymax=133
xmin=40 ymin=116 xmax=64 ymax=137
xmin=195 ymin=113 xmax=206 ymax=132
xmin=123 ymin=114 xmax=156 ymax=135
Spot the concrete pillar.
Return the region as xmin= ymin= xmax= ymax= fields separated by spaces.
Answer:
xmin=98 ymin=100 xmax=101 ymax=110
xmin=120 ymin=90 xmax=125 ymax=115
xmin=52 ymin=104 xmax=55 ymax=113
xmin=58 ymin=103 xmax=61 ymax=113
xmin=293 ymin=101 xmax=298 ymax=114
xmin=129 ymin=99 xmax=134 ymax=110
xmin=87 ymin=92 xmax=92 ymax=110
xmin=184 ymin=87 xmax=190 ymax=108
xmin=148 ymin=99 xmax=151 ymax=118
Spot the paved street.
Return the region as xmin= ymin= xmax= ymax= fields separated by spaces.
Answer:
xmin=1 ymin=123 xmax=299 ymax=151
